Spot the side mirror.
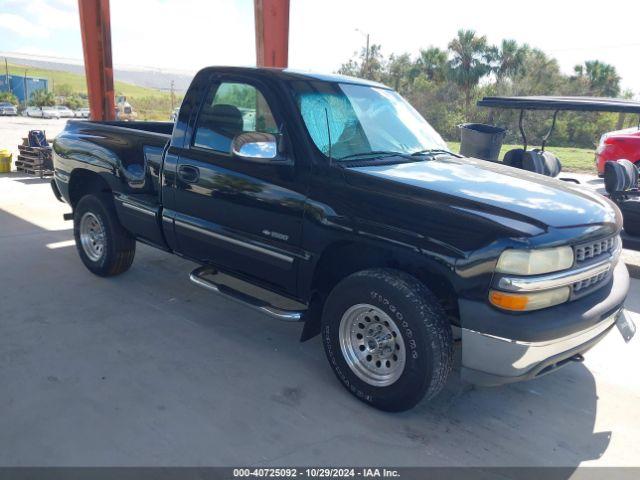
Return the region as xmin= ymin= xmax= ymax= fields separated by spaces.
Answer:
xmin=232 ymin=132 xmax=278 ymax=161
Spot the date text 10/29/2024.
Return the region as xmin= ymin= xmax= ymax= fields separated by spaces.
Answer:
xmin=233 ymin=468 xmax=401 ymax=478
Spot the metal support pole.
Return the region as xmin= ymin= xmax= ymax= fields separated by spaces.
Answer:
xmin=254 ymin=0 xmax=290 ymax=68
xmin=541 ymin=110 xmax=559 ymax=152
xmin=518 ymin=110 xmax=527 ymax=151
xmin=78 ymin=0 xmax=115 ymax=121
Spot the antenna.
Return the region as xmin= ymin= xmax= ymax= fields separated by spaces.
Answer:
xmin=324 ymin=107 xmax=332 ymax=166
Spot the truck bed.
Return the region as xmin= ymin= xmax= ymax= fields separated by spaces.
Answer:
xmin=54 ymin=120 xmax=174 ymax=247
xmin=86 ymin=120 xmax=174 ymax=136
xmin=60 ymin=120 xmax=172 ymax=194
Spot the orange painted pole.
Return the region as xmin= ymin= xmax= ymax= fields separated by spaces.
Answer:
xmin=78 ymin=0 xmax=115 ymax=120
xmin=254 ymin=0 xmax=290 ymax=68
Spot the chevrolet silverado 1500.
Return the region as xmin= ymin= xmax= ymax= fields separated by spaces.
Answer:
xmin=51 ymin=67 xmax=635 ymax=411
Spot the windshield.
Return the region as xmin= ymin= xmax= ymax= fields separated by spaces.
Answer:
xmin=294 ymin=82 xmax=447 ymax=160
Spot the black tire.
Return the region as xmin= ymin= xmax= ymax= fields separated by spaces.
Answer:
xmin=321 ymin=268 xmax=453 ymax=412
xmin=73 ymin=193 xmax=136 ymax=277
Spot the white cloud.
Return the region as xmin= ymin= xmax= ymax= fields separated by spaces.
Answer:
xmin=23 ymin=0 xmax=78 ymax=30
xmin=0 ymin=13 xmax=49 ymax=38
xmin=0 ymin=0 xmax=77 ymax=40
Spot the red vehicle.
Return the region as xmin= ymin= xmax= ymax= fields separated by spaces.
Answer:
xmin=596 ymin=127 xmax=640 ymax=176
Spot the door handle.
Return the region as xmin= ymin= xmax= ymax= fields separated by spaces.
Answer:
xmin=178 ymin=165 xmax=200 ymax=183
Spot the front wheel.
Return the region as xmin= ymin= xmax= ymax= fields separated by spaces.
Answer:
xmin=321 ymin=269 xmax=453 ymax=412
xmin=73 ymin=194 xmax=136 ymax=277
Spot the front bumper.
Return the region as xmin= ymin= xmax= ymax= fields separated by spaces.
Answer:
xmin=460 ymin=261 xmax=630 ymax=386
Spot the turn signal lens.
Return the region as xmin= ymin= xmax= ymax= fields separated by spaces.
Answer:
xmin=489 ymin=287 xmax=571 ymax=312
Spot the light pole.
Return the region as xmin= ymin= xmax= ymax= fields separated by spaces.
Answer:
xmin=355 ymin=28 xmax=370 ymax=78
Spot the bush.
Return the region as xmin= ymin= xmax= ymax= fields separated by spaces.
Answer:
xmin=30 ymin=89 xmax=55 ymax=107
xmin=0 ymin=91 xmax=18 ymax=105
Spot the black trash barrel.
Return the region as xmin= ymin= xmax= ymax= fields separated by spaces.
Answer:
xmin=459 ymin=123 xmax=506 ymax=161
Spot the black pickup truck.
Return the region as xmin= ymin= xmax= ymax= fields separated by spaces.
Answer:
xmin=51 ymin=66 xmax=635 ymax=411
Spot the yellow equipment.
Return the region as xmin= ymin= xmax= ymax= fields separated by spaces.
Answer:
xmin=0 ymin=149 xmax=12 ymax=173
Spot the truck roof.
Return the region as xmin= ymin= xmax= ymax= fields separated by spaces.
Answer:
xmin=196 ymin=66 xmax=390 ymax=90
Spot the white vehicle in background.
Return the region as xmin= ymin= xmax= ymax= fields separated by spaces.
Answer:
xmin=0 ymin=101 xmax=18 ymax=116
xmin=170 ymin=107 xmax=179 ymax=121
xmin=74 ymin=107 xmax=90 ymax=118
xmin=23 ymin=106 xmax=61 ymax=119
xmin=53 ymin=105 xmax=75 ymax=118
xmin=23 ymin=106 xmax=41 ymax=117
xmin=41 ymin=106 xmax=61 ymax=119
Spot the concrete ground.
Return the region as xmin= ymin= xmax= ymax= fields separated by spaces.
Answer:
xmin=1 ymin=117 xmax=639 ymax=467
xmin=0 ymin=116 xmax=68 ymax=160
xmin=1 ymin=172 xmax=639 ymax=468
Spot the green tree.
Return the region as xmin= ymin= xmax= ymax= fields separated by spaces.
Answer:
xmin=573 ymin=60 xmax=621 ymax=97
xmin=515 ymin=48 xmax=564 ymax=95
xmin=335 ymin=31 xmax=630 ymax=148
xmin=416 ymin=47 xmax=448 ymax=82
xmin=0 ymin=91 xmax=18 ymax=104
xmin=385 ymin=53 xmax=418 ymax=92
xmin=493 ymin=39 xmax=528 ymax=83
xmin=338 ymin=44 xmax=385 ymax=81
xmin=64 ymin=95 xmax=84 ymax=110
xmin=447 ymin=29 xmax=492 ymax=114
xmin=29 ymin=89 xmax=55 ymax=107
xmin=54 ymin=83 xmax=75 ymax=98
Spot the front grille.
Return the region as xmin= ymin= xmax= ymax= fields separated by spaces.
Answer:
xmin=575 ymin=237 xmax=616 ymax=263
xmin=573 ymin=269 xmax=610 ymax=293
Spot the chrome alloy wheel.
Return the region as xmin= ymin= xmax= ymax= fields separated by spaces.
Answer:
xmin=79 ymin=211 xmax=106 ymax=262
xmin=338 ymin=304 xmax=406 ymax=387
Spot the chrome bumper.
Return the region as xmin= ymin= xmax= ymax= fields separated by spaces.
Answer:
xmin=461 ymin=308 xmax=622 ymax=386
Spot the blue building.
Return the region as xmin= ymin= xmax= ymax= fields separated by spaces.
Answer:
xmin=0 ymin=74 xmax=49 ymax=104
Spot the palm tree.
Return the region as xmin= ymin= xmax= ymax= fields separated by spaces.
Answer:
xmin=30 ymin=89 xmax=55 ymax=107
xmin=448 ymin=29 xmax=492 ymax=114
xmin=417 ymin=47 xmax=448 ymax=82
xmin=494 ymin=39 xmax=528 ymax=83
xmin=583 ymin=60 xmax=621 ymax=97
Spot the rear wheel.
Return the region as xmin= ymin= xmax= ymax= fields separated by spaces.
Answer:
xmin=321 ymin=269 xmax=453 ymax=412
xmin=73 ymin=194 xmax=136 ymax=276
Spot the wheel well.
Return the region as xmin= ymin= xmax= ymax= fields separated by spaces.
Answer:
xmin=313 ymin=243 xmax=456 ymax=303
xmin=300 ymin=241 xmax=459 ymax=342
xmin=68 ymin=169 xmax=112 ymax=208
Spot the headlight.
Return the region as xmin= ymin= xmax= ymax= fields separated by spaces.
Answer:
xmin=496 ymin=246 xmax=574 ymax=275
xmin=489 ymin=287 xmax=571 ymax=312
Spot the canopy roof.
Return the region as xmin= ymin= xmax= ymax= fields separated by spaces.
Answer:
xmin=477 ymin=96 xmax=640 ymax=114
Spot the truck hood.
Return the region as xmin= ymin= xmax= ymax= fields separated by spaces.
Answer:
xmin=349 ymin=156 xmax=618 ymax=229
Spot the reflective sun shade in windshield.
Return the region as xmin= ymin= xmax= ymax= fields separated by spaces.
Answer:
xmin=296 ymin=82 xmax=447 ymax=160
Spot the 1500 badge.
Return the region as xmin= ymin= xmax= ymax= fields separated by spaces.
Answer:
xmin=262 ymin=229 xmax=289 ymax=241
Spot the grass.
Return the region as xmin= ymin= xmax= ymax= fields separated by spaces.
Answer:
xmin=5 ymin=62 xmax=176 ymax=120
xmin=6 ymin=62 xmax=168 ymax=99
xmin=447 ymin=141 xmax=596 ymax=174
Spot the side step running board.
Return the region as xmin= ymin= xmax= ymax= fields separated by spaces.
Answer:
xmin=189 ymin=266 xmax=304 ymax=322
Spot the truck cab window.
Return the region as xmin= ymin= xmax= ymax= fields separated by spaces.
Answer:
xmin=194 ymin=82 xmax=278 ymax=153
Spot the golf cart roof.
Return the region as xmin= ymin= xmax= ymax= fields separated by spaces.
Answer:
xmin=477 ymin=96 xmax=640 ymax=114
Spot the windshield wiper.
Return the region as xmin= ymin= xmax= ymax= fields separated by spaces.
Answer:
xmin=410 ymin=148 xmax=454 ymax=157
xmin=338 ymin=150 xmax=412 ymax=161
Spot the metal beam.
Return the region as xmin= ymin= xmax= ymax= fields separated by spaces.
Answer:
xmin=78 ymin=0 xmax=115 ymax=121
xmin=254 ymin=0 xmax=290 ymax=68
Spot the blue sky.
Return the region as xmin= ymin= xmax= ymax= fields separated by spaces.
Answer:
xmin=1 ymin=0 xmax=639 ymax=93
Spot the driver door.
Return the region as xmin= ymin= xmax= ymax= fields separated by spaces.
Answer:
xmin=171 ymin=77 xmax=307 ymax=295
